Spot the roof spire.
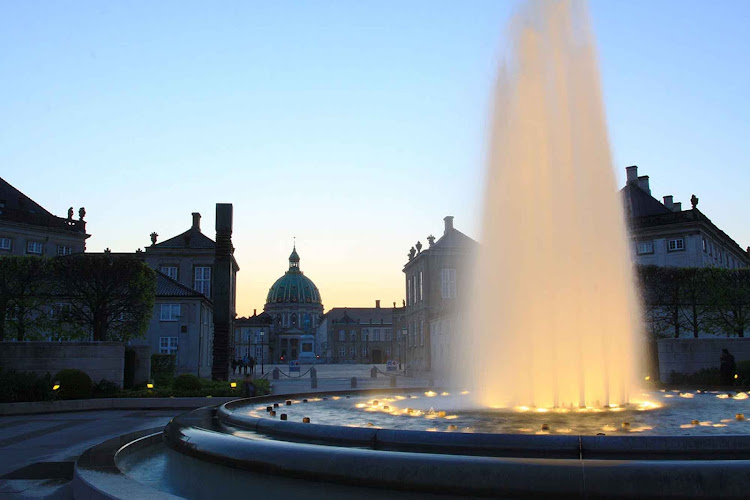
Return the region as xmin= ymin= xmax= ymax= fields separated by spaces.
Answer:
xmin=289 ymin=239 xmax=300 ymax=269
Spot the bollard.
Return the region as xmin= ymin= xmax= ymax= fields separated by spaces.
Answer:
xmin=273 ymin=367 xmax=280 ymax=380
xmin=371 ymin=366 xmax=378 ymax=379
xmin=390 ymin=375 xmax=397 ymax=388
xmin=351 ymin=377 xmax=357 ymax=389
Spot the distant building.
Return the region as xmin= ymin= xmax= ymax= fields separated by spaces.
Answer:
xmin=134 ymin=212 xmax=239 ymax=376
xmin=233 ymin=310 xmax=273 ymax=369
xmin=402 ymin=216 xmax=477 ymax=372
xmin=263 ymin=246 xmax=323 ymax=362
xmin=0 ymin=177 xmax=89 ymax=257
xmin=319 ymin=302 xmax=395 ymax=364
xmin=622 ymin=166 xmax=750 ymax=269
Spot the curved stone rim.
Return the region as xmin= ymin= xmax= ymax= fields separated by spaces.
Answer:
xmin=164 ymin=403 xmax=750 ymax=499
xmin=218 ymin=389 xmax=750 ymax=460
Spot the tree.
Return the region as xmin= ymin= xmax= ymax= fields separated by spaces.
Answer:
xmin=678 ymin=267 xmax=714 ymax=338
xmin=637 ymin=265 xmax=685 ymax=339
xmin=52 ymin=254 xmax=156 ymax=341
xmin=705 ymin=268 xmax=750 ymax=338
xmin=0 ymin=257 xmax=50 ymax=341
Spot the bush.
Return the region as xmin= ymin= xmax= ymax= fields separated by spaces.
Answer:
xmin=737 ymin=360 xmax=750 ymax=385
xmin=151 ymin=354 xmax=175 ymax=385
xmin=54 ymin=369 xmax=93 ymax=400
xmin=0 ymin=369 xmax=54 ymax=403
xmin=173 ymin=373 xmax=201 ymax=391
xmin=93 ymin=379 xmax=120 ymax=397
xmin=669 ymin=368 xmax=720 ymax=386
xmin=252 ymin=378 xmax=270 ymax=396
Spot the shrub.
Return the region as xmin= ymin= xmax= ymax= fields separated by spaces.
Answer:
xmin=0 ymin=369 xmax=54 ymax=403
xmin=151 ymin=354 xmax=175 ymax=385
xmin=93 ymin=379 xmax=120 ymax=397
xmin=737 ymin=360 xmax=750 ymax=385
xmin=669 ymin=368 xmax=720 ymax=386
xmin=54 ymin=369 xmax=93 ymax=400
xmin=253 ymin=378 xmax=270 ymax=396
xmin=173 ymin=373 xmax=202 ymax=391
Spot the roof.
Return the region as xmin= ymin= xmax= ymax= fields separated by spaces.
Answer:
xmin=325 ymin=307 xmax=393 ymax=325
xmin=0 ymin=177 xmax=88 ymax=234
xmin=236 ymin=311 xmax=273 ymax=326
xmin=155 ymin=271 xmax=209 ymax=300
xmin=154 ymin=227 xmax=215 ymax=250
xmin=621 ymin=182 xmax=672 ymax=218
xmin=432 ymin=227 xmax=478 ymax=250
xmin=266 ymin=246 xmax=322 ymax=305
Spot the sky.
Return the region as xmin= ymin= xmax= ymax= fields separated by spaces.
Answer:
xmin=2 ymin=1 xmax=749 ymax=316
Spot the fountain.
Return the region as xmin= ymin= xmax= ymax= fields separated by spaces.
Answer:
xmin=72 ymin=2 xmax=750 ymax=498
xmin=459 ymin=0 xmax=642 ymax=411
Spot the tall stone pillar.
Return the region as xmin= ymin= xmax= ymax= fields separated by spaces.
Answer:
xmin=212 ymin=203 xmax=233 ymax=381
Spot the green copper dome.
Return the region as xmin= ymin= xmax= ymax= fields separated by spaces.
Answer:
xmin=266 ymin=246 xmax=322 ymax=305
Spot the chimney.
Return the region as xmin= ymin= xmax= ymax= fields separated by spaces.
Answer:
xmin=375 ymin=300 xmax=381 ymax=309
xmin=637 ymin=175 xmax=650 ymax=194
xmin=663 ymin=196 xmax=674 ymax=210
xmin=444 ymin=216 xmax=454 ymax=234
xmin=673 ymin=202 xmax=682 ymax=212
xmin=626 ymin=165 xmax=638 ymax=184
xmin=253 ymin=309 xmax=257 ymax=316
xmin=192 ymin=212 xmax=201 ymax=231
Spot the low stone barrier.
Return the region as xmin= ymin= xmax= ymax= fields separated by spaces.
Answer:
xmin=0 ymin=396 xmax=239 ymax=416
xmin=658 ymin=338 xmax=750 ymax=382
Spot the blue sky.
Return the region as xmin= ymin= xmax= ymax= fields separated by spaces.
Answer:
xmin=2 ymin=1 xmax=748 ymax=314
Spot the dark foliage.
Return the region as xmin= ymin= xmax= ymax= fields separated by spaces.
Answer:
xmin=54 ymin=369 xmax=93 ymax=400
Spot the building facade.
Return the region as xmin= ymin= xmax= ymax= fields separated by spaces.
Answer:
xmin=320 ymin=302 xmax=395 ymax=364
xmin=263 ymin=246 xmax=323 ymax=362
xmin=402 ymin=216 xmax=477 ymax=373
xmin=135 ymin=211 xmax=239 ymax=376
xmin=233 ymin=310 xmax=273 ymax=371
xmin=623 ymin=166 xmax=750 ymax=270
xmin=0 ymin=177 xmax=89 ymax=258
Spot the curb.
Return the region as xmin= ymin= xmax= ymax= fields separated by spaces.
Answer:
xmin=0 ymin=397 xmax=241 ymax=416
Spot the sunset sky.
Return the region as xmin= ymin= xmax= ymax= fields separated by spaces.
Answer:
xmin=2 ymin=1 xmax=749 ymax=316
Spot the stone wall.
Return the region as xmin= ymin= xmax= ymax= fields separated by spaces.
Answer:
xmin=657 ymin=338 xmax=750 ymax=382
xmin=0 ymin=342 xmax=126 ymax=386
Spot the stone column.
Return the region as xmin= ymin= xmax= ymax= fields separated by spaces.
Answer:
xmin=212 ymin=203 xmax=233 ymax=381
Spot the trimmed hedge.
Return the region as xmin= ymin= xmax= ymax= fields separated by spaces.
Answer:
xmin=151 ymin=354 xmax=176 ymax=385
xmin=54 ymin=369 xmax=93 ymax=400
xmin=0 ymin=369 xmax=54 ymax=403
xmin=173 ymin=374 xmax=201 ymax=391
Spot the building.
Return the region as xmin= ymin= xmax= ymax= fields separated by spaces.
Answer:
xmin=233 ymin=310 xmax=272 ymax=371
xmin=263 ymin=246 xmax=323 ymax=362
xmin=622 ymin=165 xmax=750 ymax=269
xmin=0 ymin=177 xmax=89 ymax=257
xmin=148 ymin=271 xmax=214 ymax=377
xmin=134 ymin=211 xmax=239 ymax=376
xmin=402 ymin=216 xmax=477 ymax=372
xmin=319 ymin=302 xmax=395 ymax=364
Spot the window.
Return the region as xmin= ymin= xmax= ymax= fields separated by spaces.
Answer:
xmin=441 ymin=268 xmax=457 ymax=299
xmin=385 ymin=328 xmax=392 ymax=341
xmin=385 ymin=346 xmax=391 ymax=357
xmin=339 ymin=346 xmax=346 ymax=357
xmin=373 ymin=329 xmax=380 ymax=341
xmin=419 ymin=271 xmax=423 ymax=301
xmin=419 ymin=321 xmax=424 ymax=346
xmin=56 ymin=245 xmax=72 ymax=256
xmin=159 ymin=337 xmax=178 ymax=355
xmin=0 ymin=237 xmax=11 ymax=251
xmin=406 ymin=278 xmax=411 ymax=306
xmin=160 ymin=266 xmax=178 ymax=280
xmin=702 ymin=237 xmax=707 ymax=253
xmin=412 ymin=276 xmax=417 ymax=305
xmin=362 ymin=345 xmax=368 ymax=356
xmin=667 ymin=238 xmax=685 ymax=252
xmin=349 ymin=346 xmax=356 ymax=357
xmin=363 ymin=329 xmax=369 ymax=340
xmin=636 ymin=241 xmax=654 ymax=255
xmin=194 ymin=266 xmax=211 ymax=296
xmin=160 ymin=304 xmax=181 ymax=321
xmin=27 ymin=241 xmax=43 ymax=255
xmin=338 ymin=330 xmax=346 ymax=342
xmin=350 ymin=330 xmax=356 ymax=342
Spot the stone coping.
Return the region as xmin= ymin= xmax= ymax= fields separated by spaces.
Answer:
xmin=164 ymin=405 xmax=750 ymax=499
xmin=0 ymin=396 xmax=240 ymax=416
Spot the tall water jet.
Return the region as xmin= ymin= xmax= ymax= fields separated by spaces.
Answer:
xmin=460 ymin=0 xmax=643 ymax=409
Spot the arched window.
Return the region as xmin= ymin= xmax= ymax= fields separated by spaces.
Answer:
xmin=291 ymin=313 xmax=298 ymax=326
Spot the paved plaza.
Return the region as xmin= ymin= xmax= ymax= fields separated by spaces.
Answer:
xmin=0 ymin=364 xmax=431 ymax=499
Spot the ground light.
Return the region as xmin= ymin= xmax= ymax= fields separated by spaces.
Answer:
xmin=52 ymin=383 xmax=60 ymax=391
xmin=230 ymin=382 xmax=237 ymax=388
xmin=146 ymin=383 xmax=154 ymax=389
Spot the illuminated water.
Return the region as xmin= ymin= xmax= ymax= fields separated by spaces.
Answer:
xmin=457 ymin=0 xmax=643 ymax=408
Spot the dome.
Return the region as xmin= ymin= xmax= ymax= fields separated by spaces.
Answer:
xmin=266 ymin=246 xmax=322 ymax=305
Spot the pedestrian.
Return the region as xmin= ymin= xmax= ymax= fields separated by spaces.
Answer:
xmin=243 ymin=354 xmax=249 ymax=374
xmin=720 ymin=348 xmax=736 ymax=386
xmin=231 ymin=359 xmax=237 ymax=375
xmin=243 ymin=373 xmax=256 ymax=398
xmin=249 ymin=356 xmax=256 ymax=375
